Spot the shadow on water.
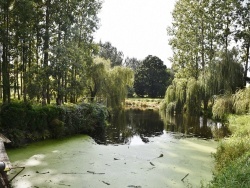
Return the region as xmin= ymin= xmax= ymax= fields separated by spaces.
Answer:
xmin=92 ymin=109 xmax=230 ymax=145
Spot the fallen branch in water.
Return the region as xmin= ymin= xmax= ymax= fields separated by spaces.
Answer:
xmin=102 ymin=181 xmax=110 ymax=185
xmin=181 ymin=173 xmax=189 ymax=181
xmin=36 ymin=171 xmax=50 ymax=174
xmin=149 ymin=154 xmax=164 ymax=161
xmin=62 ymin=172 xmax=85 ymax=174
xmin=147 ymin=167 xmax=155 ymax=171
xmin=158 ymin=154 xmax=163 ymax=158
xmin=87 ymin=171 xmax=105 ymax=175
xmin=149 ymin=162 xmax=155 ymax=166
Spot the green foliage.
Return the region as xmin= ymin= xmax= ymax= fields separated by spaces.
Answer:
xmin=0 ymin=102 xmax=108 ymax=147
xmin=208 ymin=115 xmax=250 ymax=187
xmin=208 ymin=151 xmax=250 ymax=188
xmin=233 ymin=87 xmax=250 ymax=114
xmin=0 ymin=0 xmax=102 ymax=104
xmin=165 ymin=102 xmax=177 ymax=115
xmin=84 ymin=57 xmax=110 ymax=100
xmin=98 ymin=41 xmax=124 ymax=67
xmin=104 ymin=66 xmax=134 ymax=110
xmin=166 ymin=0 xmax=245 ymax=118
xmin=124 ymin=57 xmax=141 ymax=71
xmin=162 ymin=78 xmax=202 ymax=115
xmin=212 ymin=95 xmax=233 ymax=120
xmin=186 ymin=78 xmax=201 ymax=115
xmin=165 ymin=85 xmax=176 ymax=105
xmin=134 ymin=55 xmax=170 ymax=98
xmin=173 ymin=78 xmax=187 ymax=108
xmin=50 ymin=119 xmax=65 ymax=138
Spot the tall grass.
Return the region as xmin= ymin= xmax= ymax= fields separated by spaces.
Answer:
xmin=207 ymin=115 xmax=250 ymax=187
xmin=212 ymin=94 xmax=233 ymax=120
xmin=233 ymin=87 xmax=250 ymax=114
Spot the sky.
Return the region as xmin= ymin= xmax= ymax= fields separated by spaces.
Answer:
xmin=94 ymin=0 xmax=176 ymax=67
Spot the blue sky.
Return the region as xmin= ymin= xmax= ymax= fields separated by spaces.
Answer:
xmin=94 ymin=0 xmax=176 ymax=67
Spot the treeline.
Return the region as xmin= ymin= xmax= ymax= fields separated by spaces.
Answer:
xmin=99 ymin=42 xmax=174 ymax=99
xmin=0 ymin=0 xmax=102 ymax=104
xmin=162 ymin=0 xmax=250 ymax=116
xmin=0 ymin=0 xmax=129 ymax=107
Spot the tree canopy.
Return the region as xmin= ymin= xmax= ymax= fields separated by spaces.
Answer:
xmin=0 ymin=1 xmax=135 ymax=110
xmin=0 ymin=0 xmax=102 ymax=104
xmin=163 ymin=0 xmax=247 ymax=115
xmin=98 ymin=41 xmax=124 ymax=67
xmin=134 ymin=55 xmax=170 ymax=98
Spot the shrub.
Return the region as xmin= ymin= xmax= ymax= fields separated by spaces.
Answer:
xmin=209 ymin=115 xmax=250 ymax=187
xmin=50 ymin=118 xmax=65 ymax=138
xmin=212 ymin=95 xmax=233 ymax=120
xmin=0 ymin=102 xmax=108 ymax=147
xmin=209 ymin=152 xmax=250 ymax=188
xmin=233 ymin=88 xmax=250 ymax=114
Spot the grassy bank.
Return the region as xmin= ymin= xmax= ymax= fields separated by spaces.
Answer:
xmin=207 ymin=114 xmax=250 ymax=187
xmin=125 ymin=98 xmax=162 ymax=109
xmin=0 ymin=101 xmax=108 ymax=147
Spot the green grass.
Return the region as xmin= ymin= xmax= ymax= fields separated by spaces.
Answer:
xmin=125 ymin=98 xmax=163 ymax=110
xmin=208 ymin=151 xmax=250 ymax=188
xmin=207 ymin=114 xmax=250 ymax=188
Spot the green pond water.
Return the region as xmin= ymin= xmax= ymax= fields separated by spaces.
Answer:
xmin=6 ymin=109 xmax=223 ymax=188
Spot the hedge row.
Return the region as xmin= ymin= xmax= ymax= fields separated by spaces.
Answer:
xmin=0 ymin=102 xmax=108 ymax=147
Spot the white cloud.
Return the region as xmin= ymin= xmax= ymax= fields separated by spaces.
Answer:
xmin=94 ymin=0 xmax=176 ymax=67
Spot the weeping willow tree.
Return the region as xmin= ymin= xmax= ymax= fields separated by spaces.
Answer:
xmin=163 ymin=78 xmax=201 ymax=115
xmin=215 ymin=48 xmax=244 ymax=94
xmin=84 ymin=57 xmax=110 ymax=102
xmin=162 ymin=78 xmax=187 ymax=114
xmin=174 ymin=78 xmax=187 ymax=111
xmin=186 ymin=78 xmax=202 ymax=116
xmin=104 ymin=66 xmax=134 ymax=110
xmin=163 ymin=49 xmax=244 ymax=117
xmin=162 ymin=85 xmax=176 ymax=114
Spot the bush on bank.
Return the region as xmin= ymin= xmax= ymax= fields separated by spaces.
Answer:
xmin=207 ymin=115 xmax=250 ymax=187
xmin=0 ymin=101 xmax=108 ymax=147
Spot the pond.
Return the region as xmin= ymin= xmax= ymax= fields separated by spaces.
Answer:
xmin=6 ymin=109 xmax=226 ymax=188
xmin=92 ymin=109 xmax=229 ymax=145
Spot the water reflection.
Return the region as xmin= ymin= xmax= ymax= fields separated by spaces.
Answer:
xmin=92 ymin=109 xmax=230 ymax=145
xmin=161 ymin=113 xmax=230 ymax=140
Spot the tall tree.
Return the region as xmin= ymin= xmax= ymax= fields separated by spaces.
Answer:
xmin=134 ymin=55 xmax=169 ymax=98
xmin=99 ymin=41 xmax=124 ymax=67
xmin=165 ymin=0 xmax=244 ymax=114
xmin=124 ymin=57 xmax=141 ymax=71
xmin=0 ymin=0 xmax=102 ymax=104
xmin=235 ymin=0 xmax=250 ymax=86
xmin=0 ymin=0 xmax=13 ymax=103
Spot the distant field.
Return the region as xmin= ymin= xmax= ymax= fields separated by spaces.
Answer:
xmin=125 ymin=98 xmax=163 ymax=109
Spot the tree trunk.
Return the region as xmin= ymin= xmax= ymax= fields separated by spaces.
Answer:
xmin=244 ymin=41 xmax=250 ymax=86
xmin=2 ymin=0 xmax=11 ymax=103
xmin=43 ymin=0 xmax=51 ymax=105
